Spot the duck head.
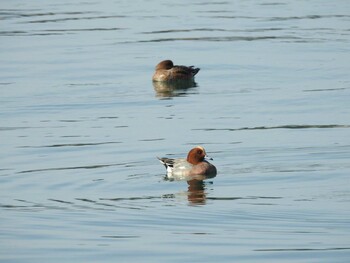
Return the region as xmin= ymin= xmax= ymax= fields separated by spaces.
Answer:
xmin=155 ymin=60 xmax=174 ymax=70
xmin=187 ymin=146 xmax=211 ymax=165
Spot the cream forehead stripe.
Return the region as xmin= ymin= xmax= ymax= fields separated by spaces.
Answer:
xmin=195 ymin=146 xmax=206 ymax=153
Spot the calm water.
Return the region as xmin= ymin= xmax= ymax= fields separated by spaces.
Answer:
xmin=1 ymin=0 xmax=350 ymax=262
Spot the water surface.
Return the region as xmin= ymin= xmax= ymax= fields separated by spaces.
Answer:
xmin=1 ymin=0 xmax=350 ymax=262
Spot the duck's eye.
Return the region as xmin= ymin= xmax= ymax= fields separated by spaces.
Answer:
xmin=197 ymin=149 xmax=203 ymax=155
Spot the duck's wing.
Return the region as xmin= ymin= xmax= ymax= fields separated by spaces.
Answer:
xmin=173 ymin=65 xmax=200 ymax=77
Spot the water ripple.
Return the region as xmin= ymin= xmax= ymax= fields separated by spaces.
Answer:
xmin=142 ymin=28 xmax=229 ymax=34
xmin=0 ymin=11 xmax=98 ymax=18
xmin=194 ymin=124 xmax=350 ymax=132
xmin=0 ymin=27 xmax=125 ymax=36
xmin=127 ymin=35 xmax=303 ymax=43
xmin=24 ymin=15 xmax=127 ymax=24
xmin=255 ymin=247 xmax=350 ymax=252
xmin=18 ymin=141 xmax=121 ymax=148
xmin=17 ymin=162 xmax=138 ymax=174
xmin=303 ymin=87 xmax=348 ymax=92
xmin=102 ymin=235 xmax=139 ymax=239
xmin=266 ymin=14 xmax=350 ymax=21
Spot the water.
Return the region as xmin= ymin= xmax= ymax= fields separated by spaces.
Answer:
xmin=1 ymin=0 xmax=350 ymax=262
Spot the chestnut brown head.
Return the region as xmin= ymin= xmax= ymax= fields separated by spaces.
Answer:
xmin=187 ymin=146 xmax=207 ymax=165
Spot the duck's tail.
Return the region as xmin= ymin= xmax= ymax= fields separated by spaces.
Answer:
xmin=190 ymin=66 xmax=200 ymax=76
xmin=157 ymin=157 xmax=174 ymax=173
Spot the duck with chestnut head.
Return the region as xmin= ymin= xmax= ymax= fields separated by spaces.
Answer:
xmin=157 ymin=146 xmax=217 ymax=180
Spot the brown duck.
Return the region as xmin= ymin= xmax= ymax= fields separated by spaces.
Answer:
xmin=152 ymin=60 xmax=200 ymax=82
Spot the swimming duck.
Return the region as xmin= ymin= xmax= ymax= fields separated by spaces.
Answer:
xmin=152 ymin=60 xmax=200 ymax=82
xmin=158 ymin=146 xmax=217 ymax=180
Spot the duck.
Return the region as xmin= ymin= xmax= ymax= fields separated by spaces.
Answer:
xmin=157 ymin=146 xmax=217 ymax=180
xmin=152 ymin=60 xmax=200 ymax=82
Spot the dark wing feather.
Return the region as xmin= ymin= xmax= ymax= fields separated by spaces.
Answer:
xmin=174 ymin=65 xmax=200 ymax=77
xmin=157 ymin=157 xmax=175 ymax=168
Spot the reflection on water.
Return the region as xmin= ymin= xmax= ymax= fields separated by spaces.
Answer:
xmin=153 ymin=81 xmax=198 ymax=98
xmin=163 ymin=171 xmax=217 ymax=182
xmin=164 ymin=176 xmax=215 ymax=205
xmin=187 ymin=180 xmax=207 ymax=205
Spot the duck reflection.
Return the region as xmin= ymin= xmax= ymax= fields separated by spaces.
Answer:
xmin=164 ymin=174 xmax=216 ymax=205
xmin=187 ymin=180 xmax=207 ymax=205
xmin=153 ymin=81 xmax=198 ymax=98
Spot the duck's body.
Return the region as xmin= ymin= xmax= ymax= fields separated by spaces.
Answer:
xmin=152 ymin=60 xmax=200 ymax=82
xmin=158 ymin=146 xmax=216 ymax=180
